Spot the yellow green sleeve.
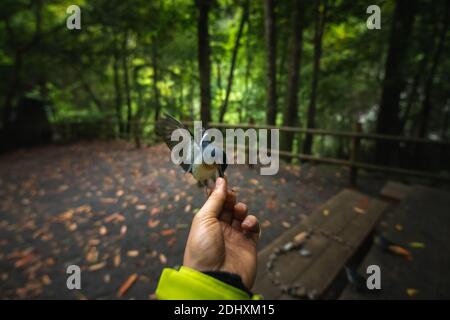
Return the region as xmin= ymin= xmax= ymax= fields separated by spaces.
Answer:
xmin=156 ymin=266 xmax=262 ymax=300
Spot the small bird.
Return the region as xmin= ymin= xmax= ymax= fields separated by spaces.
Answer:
xmin=155 ymin=113 xmax=228 ymax=192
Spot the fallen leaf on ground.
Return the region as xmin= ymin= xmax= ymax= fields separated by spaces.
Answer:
xmin=41 ymin=275 xmax=51 ymax=285
xmin=114 ymin=253 xmax=121 ymax=267
xmin=120 ymin=225 xmax=127 ymax=236
xmin=395 ymin=224 xmax=403 ymax=231
xmin=15 ymin=254 xmax=35 ymax=268
xmin=101 ymin=198 xmax=117 ymax=204
xmin=266 ymin=199 xmax=276 ymax=209
xmin=99 ymin=226 xmax=107 ymax=235
xmin=88 ymin=239 xmax=100 ymax=246
xmin=89 ymin=262 xmax=106 ymax=271
xmin=282 ymin=221 xmax=291 ymax=229
xmin=150 ymin=208 xmax=160 ymax=216
xmin=104 ymin=213 xmax=125 ymax=223
xmin=261 ymin=220 xmax=271 ymax=228
xmin=136 ymin=204 xmax=147 ymax=210
xmin=388 ymin=245 xmax=413 ymax=261
xmin=323 ymin=209 xmax=330 ymax=216
xmin=148 ymin=219 xmax=160 ymax=228
xmin=159 ymin=253 xmax=167 ymax=264
xmin=294 ymin=232 xmax=308 ymax=243
xmin=57 ymin=210 xmax=74 ymax=222
xmin=118 ymin=273 xmax=138 ymax=297
xmin=127 ymin=250 xmax=139 ymax=257
xmin=167 ymin=237 xmax=176 ymax=247
xmin=353 ymin=207 xmax=366 ymax=214
xmin=68 ymin=223 xmax=77 ymax=231
xmin=406 ymin=288 xmax=419 ymax=297
xmin=409 ymin=242 xmax=425 ymax=249
xmin=161 ymin=229 xmax=176 ymax=236
xmin=58 ymin=185 xmax=69 ymax=192
xmin=86 ymin=247 xmax=99 ymax=263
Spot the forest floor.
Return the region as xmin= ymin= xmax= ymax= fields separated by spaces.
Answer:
xmin=0 ymin=141 xmax=385 ymax=299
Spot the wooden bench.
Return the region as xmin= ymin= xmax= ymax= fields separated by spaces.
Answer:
xmin=379 ymin=181 xmax=413 ymax=201
xmin=253 ymin=189 xmax=389 ymax=299
xmin=340 ymin=184 xmax=450 ymax=299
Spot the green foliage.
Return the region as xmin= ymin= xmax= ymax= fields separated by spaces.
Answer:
xmin=0 ymin=0 xmax=448 ymax=152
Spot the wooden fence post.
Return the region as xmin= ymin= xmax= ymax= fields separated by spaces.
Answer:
xmin=350 ymin=122 xmax=362 ymax=187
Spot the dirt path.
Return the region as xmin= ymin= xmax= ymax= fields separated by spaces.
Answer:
xmin=0 ymin=141 xmax=383 ymax=299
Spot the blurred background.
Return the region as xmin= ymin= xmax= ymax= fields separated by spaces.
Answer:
xmin=0 ymin=0 xmax=449 ymax=299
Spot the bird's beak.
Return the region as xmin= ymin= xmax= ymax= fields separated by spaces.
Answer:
xmin=218 ymin=165 xmax=224 ymax=178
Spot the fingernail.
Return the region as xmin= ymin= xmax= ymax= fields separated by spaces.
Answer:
xmin=216 ymin=177 xmax=224 ymax=188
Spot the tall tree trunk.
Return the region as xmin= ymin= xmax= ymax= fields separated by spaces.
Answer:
xmin=152 ymin=37 xmax=161 ymax=122
xmin=113 ymin=35 xmax=123 ymax=135
xmin=2 ymin=50 xmax=22 ymax=129
xmin=400 ymin=50 xmax=430 ymax=134
xmin=75 ymin=69 xmax=103 ymax=111
xmin=189 ymin=72 xmax=195 ymax=121
xmin=216 ymin=61 xmax=222 ymax=91
xmin=264 ymin=0 xmax=277 ymax=125
xmin=442 ymin=105 xmax=449 ymax=140
xmin=121 ymin=31 xmax=132 ymax=136
xmin=400 ymin=7 xmax=438 ymax=134
xmin=241 ymin=12 xmax=253 ymax=123
xmin=133 ymin=66 xmax=145 ymax=149
xmin=417 ymin=5 xmax=448 ymax=138
xmin=219 ymin=1 xmax=249 ymax=123
xmin=303 ymin=0 xmax=326 ymax=156
xmin=375 ymin=0 xmax=416 ymax=164
xmin=281 ymin=0 xmax=305 ymax=155
xmin=197 ymin=0 xmax=212 ymax=125
xmin=179 ymin=76 xmax=184 ymax=110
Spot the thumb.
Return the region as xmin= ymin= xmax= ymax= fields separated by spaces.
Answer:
xmin=196 ymin=177 xmax=227 ymax=219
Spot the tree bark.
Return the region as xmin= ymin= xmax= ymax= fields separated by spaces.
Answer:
xmin=121 ymin=31 xmax=132 ymax=136
xmin=417 ymin=5 xmax=448 ymax=138
xmin=264 ymin=0 xmax=277 ymax=125
xmin=303 ymin=0 xmax=326 ymax=156
xmin=219 ymin=1 xmax=249 ymax=123
xmin=400 ymin=50 xmax=430 ymax=134
xmin=375 ymin=0 xmax=416 ymax=164
xmin=442 ymin=106 xmax=449 ymax=140
xmin=197 ymin=0 xmax=212 ymax=125
xmin=281 ymin=0 xmax=305 ymax=155
xmin=400 ymin=7 xmax=438 ymax=135
xmin=2 ymin=50 xmax=22 ymax=129
xmin=113 ymin=35 xmax=123 ymax=135
xmin=133 ymin=66 xmax=145 ymax=149
xmin=152 ymin=37 xmax=161 ymax=122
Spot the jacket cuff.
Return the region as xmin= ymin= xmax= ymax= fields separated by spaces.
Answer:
xmin=156 ymin=266 xmax=262 ymax=300
xmin=202 ymin=271 xmax=253 ymax=297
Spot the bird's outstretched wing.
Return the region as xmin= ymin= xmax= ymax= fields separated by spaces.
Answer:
xmin=155 ymin=113 xmax=198 ymax=173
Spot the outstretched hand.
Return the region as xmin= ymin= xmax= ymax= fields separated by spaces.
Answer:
xmin=183 ymin=177 xmax=260 ymax=289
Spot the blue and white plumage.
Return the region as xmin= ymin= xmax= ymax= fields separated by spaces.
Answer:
xmin=155 ymin=113 xmax=228 ymax=188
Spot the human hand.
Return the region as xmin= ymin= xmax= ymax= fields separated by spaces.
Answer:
xmin=183 ymin=177 xmax=260 ymax=289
